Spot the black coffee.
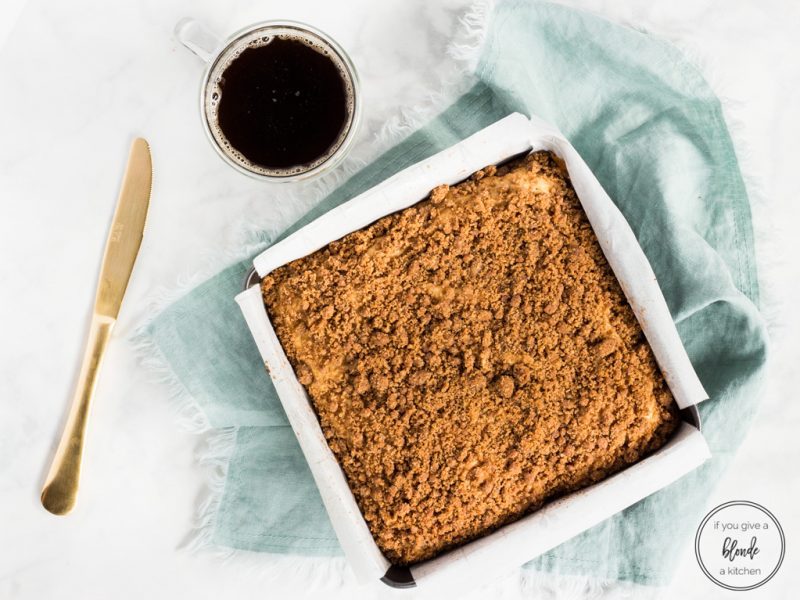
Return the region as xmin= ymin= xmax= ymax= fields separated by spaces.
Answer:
xmin=214 ymin=37 xmax=351 ymax=172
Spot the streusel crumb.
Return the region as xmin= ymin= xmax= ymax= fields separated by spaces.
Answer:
xmin=261 ymin=151 xmax=679 ymax=565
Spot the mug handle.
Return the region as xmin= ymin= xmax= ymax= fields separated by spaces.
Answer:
xmin=175 ymin=18 xmax=221 ymax=63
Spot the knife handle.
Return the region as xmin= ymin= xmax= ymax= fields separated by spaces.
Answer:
xmin=41 ymin=314 xmax=116 ymax=515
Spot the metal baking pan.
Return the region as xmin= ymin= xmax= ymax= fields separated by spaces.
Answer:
xmin=235 ymin=113 xmax=710 ymax=591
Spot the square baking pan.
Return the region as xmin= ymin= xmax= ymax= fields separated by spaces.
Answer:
xmin=235 ymin=113 xmax=710 ymax=593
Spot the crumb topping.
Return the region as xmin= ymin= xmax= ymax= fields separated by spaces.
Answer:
xmin=262 ymin=151 xmax=679 ymax=565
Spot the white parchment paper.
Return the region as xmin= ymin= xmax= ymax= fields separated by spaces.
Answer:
xmin=236 ymin=113 xmax=711 ymax=591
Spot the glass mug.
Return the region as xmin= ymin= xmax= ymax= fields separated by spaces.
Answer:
xmin=175 ymin=18 xmax=362 ymax=182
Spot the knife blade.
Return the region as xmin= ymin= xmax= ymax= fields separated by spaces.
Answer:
xmin=41 ymin=138 xmax=152 ymax=515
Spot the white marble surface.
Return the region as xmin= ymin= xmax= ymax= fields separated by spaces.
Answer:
xmin=1 ymin=1 xmax=798 ymax=599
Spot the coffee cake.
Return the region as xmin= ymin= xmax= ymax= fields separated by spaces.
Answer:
xmin=261 ymin=151 xmax=680 ymax=565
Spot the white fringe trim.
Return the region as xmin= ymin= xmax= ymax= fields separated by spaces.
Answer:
xmin=181 ymin=425 xmax=362 ymax=592
xmin=131 ymin=327 xmax=212 ymax=433
xmin=374 ymin=0 xmax=495 ymax=152
xmin=448 ymin=0 xmax=494 ymax=71
xmin=496 ymin=569 xmax=653 ymax=600
xmin=129 ymin=233 xmax=270 ymax=433
xmin=183 ymin=426 xmax=239 ymax=554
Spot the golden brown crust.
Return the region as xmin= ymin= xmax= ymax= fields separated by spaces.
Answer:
xmin=261 ymin=151 xmax=680 ymax=566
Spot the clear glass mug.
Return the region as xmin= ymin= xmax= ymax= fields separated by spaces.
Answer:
xmin=175 ymin=18 xmax=362 ymax=182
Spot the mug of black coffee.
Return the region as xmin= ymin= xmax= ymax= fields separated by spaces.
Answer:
xmin=176 ymin=19 xmax=361 ymax=181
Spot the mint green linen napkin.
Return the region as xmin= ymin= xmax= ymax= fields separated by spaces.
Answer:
xmin=139 ymin=0 xmax=767 ymax=585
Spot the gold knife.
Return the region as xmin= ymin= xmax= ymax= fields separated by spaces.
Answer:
xmin=41 ymin=138 xmax=152 ymax=515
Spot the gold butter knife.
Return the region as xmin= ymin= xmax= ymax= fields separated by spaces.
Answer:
xmin=41 ymin=138 xmax=152 ymax=515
